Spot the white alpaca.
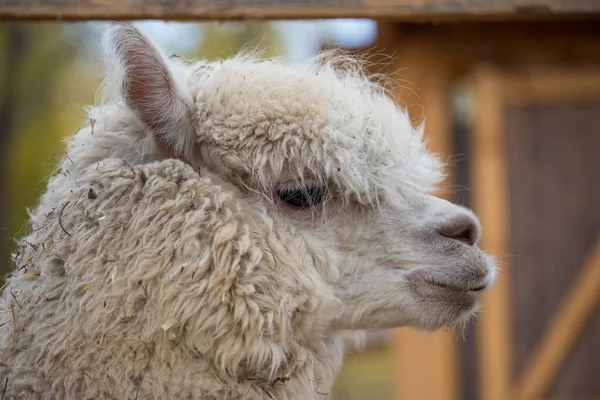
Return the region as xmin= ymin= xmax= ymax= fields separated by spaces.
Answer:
xmin=0 ymin=23 xmax=495 ymax=399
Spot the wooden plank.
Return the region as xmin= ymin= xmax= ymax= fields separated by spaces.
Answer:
xmin=549 ymin=398 xmax=600 ymax=400
xmin=502 ymin=70 xmax=600 ymax=106
xmin=471 ymin=66 xmax=512 ymax=400
xmin=503 ymin=98 xmax=600 ymax=397
xmin=514 ymin=237 xmax=600 ymax=399
xmin=1 ymin=0 xmax=600 ymax=21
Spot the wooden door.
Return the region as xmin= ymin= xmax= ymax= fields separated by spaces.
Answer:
xmin=471 ymin=67 xmax=600 ymax=400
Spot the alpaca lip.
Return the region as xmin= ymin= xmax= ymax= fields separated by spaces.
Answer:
xmin=407 ymin=272 xmax=480 ymax=312
xmin=428 ymin=280 xmax=487 ymax=292
xmin=407 ymin=270 xmax=488 ymax=293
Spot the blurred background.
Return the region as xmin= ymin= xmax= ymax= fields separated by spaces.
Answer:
xmin=0 ymin=18 xmax=598 ymax=400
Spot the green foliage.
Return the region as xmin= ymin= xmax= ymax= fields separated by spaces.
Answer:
xmin=0 ymin=23 xmax=92 ymax=272
xmin=0 ymin=21 xmax=284 ymax=273
xmin=332 ymin=345 xmax=392 ymax=400
xmin=192 ymin=22 xmax=283 ymax=61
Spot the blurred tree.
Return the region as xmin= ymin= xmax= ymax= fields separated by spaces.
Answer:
xmin=0 ymin=24 xmax=26 ymax=274
xmin=0 ymin=23 xmax=89 ymax=274
xmin=332 ymin=345 xmax=392 ymax=400
xmin=0 ymin=20 xmax=285 ymax=275
xmin=192 ymin=21 xmax=283 ymax=61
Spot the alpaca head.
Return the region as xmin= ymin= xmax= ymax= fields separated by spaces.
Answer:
xmin=99 ymin=23 xmax=495 ymax=333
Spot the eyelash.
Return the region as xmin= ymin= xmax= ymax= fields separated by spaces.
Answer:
xmin=275 ymin=185 xmax=327 ymax=210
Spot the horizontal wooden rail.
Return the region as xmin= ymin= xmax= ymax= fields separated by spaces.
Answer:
xmin=1 ymin=0 xmax=600 ymax=21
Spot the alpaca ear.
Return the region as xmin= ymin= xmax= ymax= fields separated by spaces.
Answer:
xmin=103 ymin=22 xmax=196 ymax=161
xmin=415 ymin=121 xmax=426 ymax=137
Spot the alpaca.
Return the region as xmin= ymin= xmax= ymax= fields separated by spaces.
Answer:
xmin=0 ymin=23 xmax=495 ymax=399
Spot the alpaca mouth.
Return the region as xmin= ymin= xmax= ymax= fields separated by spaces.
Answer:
xmin=427 ymin=280 xmax=487 ymax=293
xmin=406 ymin=270 xmax=490 ymax=293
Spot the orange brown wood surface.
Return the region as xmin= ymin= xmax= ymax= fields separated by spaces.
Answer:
xmin=515 ymin=238 xmax=600 ymax=399
xmin=504 ymin=95 xmax=600 ymax=400
xmin=502 ymin=70 xmax=600 ymax=105
xmin=1 ymin=0 xmax=600 ymax=21
xmin=470 ymin=67 xmax=512 ymax=400
xmin=378 ymin=22 xmax=600 ymax=76
xmin=470 ymin=66 xmax=600 ymax=399
xmin=373 ymin=21 xmax=458 ymax=400
xmin=369 ymin=19 xmax=600 ymax=400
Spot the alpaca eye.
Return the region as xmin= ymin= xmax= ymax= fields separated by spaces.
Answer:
xmin=276 ymin=186 xmax=326 ymax=209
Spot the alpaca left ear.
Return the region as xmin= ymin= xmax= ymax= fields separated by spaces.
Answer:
xmin=415 ymin=121 xmax=426 ymax=137
xmin=103 ymin=22 xmax=196 ymax=161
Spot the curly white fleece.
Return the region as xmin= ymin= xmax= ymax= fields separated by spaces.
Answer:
xmin=0 ymin=157 xmax=346 ymax=399
xmin=0 ymin=22 xmax=493 ymax=400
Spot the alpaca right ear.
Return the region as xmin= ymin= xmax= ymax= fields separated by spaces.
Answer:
xmin=103 ymin=22 xmax=196 ymax=161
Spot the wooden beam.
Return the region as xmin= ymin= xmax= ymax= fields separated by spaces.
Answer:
xmin=502 ymin=69 xmax=600 ymax=106
xmin=514 ymin=236 xmax=600 ymax=400
xmin=369 ymin=22 xmax=600 ymax=82
xmin=372 ymin=21 xmax=458 ymax=400
xmin=1 ymin=0 xmax=600 ymax=21
xmin=471 ymin=66 xmax=512 ymax=400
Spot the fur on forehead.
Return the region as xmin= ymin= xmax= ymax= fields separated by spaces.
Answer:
xmin=187 ymin=52 xmax=445 ymax=206
xmin=97 ymin=23 xmax=444 ymax=207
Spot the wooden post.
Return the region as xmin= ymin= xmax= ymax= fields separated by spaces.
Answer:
xmin=471 ymin=66 xmax=512 ymax=400
xmin=374 ymin=21 xmax=458 ymax=400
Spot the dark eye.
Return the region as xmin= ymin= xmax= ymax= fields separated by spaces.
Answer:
xmin=276 ymin=186 xmax=326 ymax=209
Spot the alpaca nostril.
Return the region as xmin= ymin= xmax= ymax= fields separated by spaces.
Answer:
xmin=437 ymin=216 xmax=479 ymax=246
xmin=453 ymin=226 xmax=474 ymax=245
